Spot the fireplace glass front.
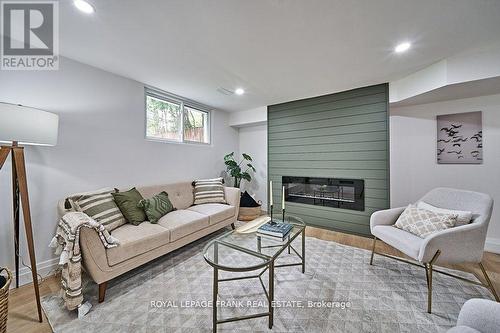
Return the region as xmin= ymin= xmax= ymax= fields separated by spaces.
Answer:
xmin=282 ymin=176 xmax=364 ymax=211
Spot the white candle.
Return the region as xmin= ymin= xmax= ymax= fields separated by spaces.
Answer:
xmin=269 ymin=181 xmax=273 ymax=206
xmin=282 ymin=186 xmax=285 ymax=210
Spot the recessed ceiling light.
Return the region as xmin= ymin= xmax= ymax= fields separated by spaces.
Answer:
xmin=395 ymin=42 xmax=411 ymax=53
xmin=234 ymin=88 xmax=245 ymax=95
xmin=74 ymin=0 xmax=95 ymax=14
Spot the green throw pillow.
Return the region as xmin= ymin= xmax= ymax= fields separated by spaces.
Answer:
xmin=138 ymin=191 xmax=174 ymax=223
xmin=111 ymin=187 xmax=147 ymax=225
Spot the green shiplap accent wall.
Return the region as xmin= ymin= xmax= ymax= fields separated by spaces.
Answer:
xmin=267 ymin=83 xmax=389 ymax=236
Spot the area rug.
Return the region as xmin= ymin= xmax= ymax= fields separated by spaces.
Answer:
xmin=41 ymin=228 xmax=492 ymax=333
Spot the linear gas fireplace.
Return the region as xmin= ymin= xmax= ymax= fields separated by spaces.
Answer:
xmin=282 ymin=176 xmax=364 ymax=211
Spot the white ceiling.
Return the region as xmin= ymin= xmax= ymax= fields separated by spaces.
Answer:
xmin=59 ymin=0 xmax=500 ymax=112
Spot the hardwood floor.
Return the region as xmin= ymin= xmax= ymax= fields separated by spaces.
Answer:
xmin=6 ymin=273 xmax=59 ymax=333
xmin=6 ymin=226 xmax=500 ymax=333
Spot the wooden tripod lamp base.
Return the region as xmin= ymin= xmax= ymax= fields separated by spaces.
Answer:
xmin=0 ymin=143 xmax=43 ymax=323
xmin=0 ymin=102 xmax=59 ymax=324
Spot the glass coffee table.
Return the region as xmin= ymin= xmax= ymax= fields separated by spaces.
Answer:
xmin=203 ymin=215 xmax=306 ymax=332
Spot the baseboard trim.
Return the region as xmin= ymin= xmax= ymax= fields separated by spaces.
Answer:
xmin=485 ymin=237 xmax=500 ymax=254
xmin=12 ymin=257 xmax=59 ymax=288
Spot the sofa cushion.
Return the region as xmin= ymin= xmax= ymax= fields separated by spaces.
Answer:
xmin=70 ymin=188 xmax=126 ymax=231
xmin=417 ymin=201 xmax=472 ymax=226
xmin=394 ymin=204 xmax=457 ymax=238
xmin=157 ymin=210 xmax=209 ymax=241
xmin=193 ymin=177 xmax=226 ymax=205
xmin=372 ymin=225 xmax=423 ymax=260
xmin=137 ymin=182 xmax=194 ymax=210
xmin=112 ymin=187 xmax=147 ymax=225
xmin=187 ymin=204 xmax=235 ymax=225
xmin=138 ymin=191 xmax=174 ymax=223
xmin=107 ymin=222 xmax=170 ymax=266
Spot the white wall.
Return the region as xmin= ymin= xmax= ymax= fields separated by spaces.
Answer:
xmin=0 ymin=57 xmax=239 ymax=284
xmin=238 ymin=124 xmax=268 ymax=208
xmin=390 ymin=93 xmax=500 ymax=253
xmin=229 ymin=106 xmax=267 ymax=127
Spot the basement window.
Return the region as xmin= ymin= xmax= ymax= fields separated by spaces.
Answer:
xmin=145 ymin=87 xmax=211 ymax=144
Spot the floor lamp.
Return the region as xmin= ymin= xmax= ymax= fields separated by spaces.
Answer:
xmin=0 ymin=102 xmax=59 ymax=323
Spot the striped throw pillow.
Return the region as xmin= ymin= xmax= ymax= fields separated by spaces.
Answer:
xmin=193 ymin=177 xmax=227 ymax=205
xmin=69 ymin=188 xmax=126 ymax=231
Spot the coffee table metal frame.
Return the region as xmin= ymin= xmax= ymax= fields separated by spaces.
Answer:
xmin=203 ymin=220 xmax=306 ymax=332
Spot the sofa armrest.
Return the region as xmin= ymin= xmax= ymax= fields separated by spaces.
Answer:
xmin=370 ymin=206 xmax=406 ymax=231
xmin=79 ymin=226 xmax=112 ymax=284
xmin=418 ymin=222 xmax=486 ymax=264
xmin=456 ymin=299 xmax=500 ymax=333
xmin=224 ymin=187 xmax=240 ymax=211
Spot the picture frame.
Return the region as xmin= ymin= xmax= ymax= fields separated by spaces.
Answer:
xmin=437 ymin=111 xmax=482 ymax=164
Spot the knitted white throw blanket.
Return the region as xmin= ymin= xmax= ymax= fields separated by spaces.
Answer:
xmin=49 ymin=212 xmax=119 ymax=314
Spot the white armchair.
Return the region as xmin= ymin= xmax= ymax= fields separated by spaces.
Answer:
xmin=369 ymin=187 xmax=498 ymax=313
xmin=448 ymin=299 xmax=500 ymax=333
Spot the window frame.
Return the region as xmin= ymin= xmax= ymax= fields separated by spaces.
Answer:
xmin=144 ymin=87 xmax=211 ymax=145
xmin=182 ymin=105 xmax=211 ymax=145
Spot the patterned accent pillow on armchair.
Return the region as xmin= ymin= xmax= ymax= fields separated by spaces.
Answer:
xmin=138 ymin=191 xmax=174 ymax=223
xmin=394 ymin=204 xmax=458 ymax=238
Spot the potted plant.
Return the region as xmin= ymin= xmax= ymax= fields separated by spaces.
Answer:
xmin=223 ymin=152 xmax=256 ymax=188
xmin=223 ymin=152 xmax=261 ymax=221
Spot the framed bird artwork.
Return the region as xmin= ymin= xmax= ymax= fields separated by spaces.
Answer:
xmin=437 ymin=111 xmax=482 ymax=164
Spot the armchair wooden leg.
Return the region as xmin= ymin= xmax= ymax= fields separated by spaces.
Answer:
xmin=369 ymin=236 xmax=377 ymax=265
xmin=425 ymin=250 xmax=441 ymax=313
xmin=478 ymin=262 xmax=500 ymax=302
xmin=230 ymin=223 xmax=235 ymax=230
xmin=98 ymin=282 xmax=107 ymax=303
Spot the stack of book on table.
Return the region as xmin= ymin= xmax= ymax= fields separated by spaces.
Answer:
xmin=257 ymin=221 xmax=293 ymax=241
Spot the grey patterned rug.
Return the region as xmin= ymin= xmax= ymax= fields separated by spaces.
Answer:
xmin=41 ymin=227 xmax=492 ymax=333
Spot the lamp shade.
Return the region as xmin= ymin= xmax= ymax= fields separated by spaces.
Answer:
xmin=0 ymin=102 xmax=59 ymax=146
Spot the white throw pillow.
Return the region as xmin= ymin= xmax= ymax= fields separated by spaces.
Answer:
xmin=394 ymin=204 xmax=458 ymax=238
xmin=417 ymin=201 xmax=472 ymax=226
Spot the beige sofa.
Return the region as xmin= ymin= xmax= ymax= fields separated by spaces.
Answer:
xmin=57 ymin=181 xmax=240 ymax=302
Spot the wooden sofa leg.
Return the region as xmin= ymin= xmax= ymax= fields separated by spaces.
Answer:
xmin=98 ymin=282 xmax=107 ymax=303
xmin=231 ymin=223 xmax=235 ymax=230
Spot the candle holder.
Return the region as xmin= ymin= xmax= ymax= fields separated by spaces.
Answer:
xmin=269 ymin=204 xmax=274 ymax=224
xmin=282 ymin=208 xmax=285 ymax=223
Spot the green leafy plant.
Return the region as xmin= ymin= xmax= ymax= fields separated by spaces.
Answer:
xmin=224 ymin=152 xmax=256 ymax=188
